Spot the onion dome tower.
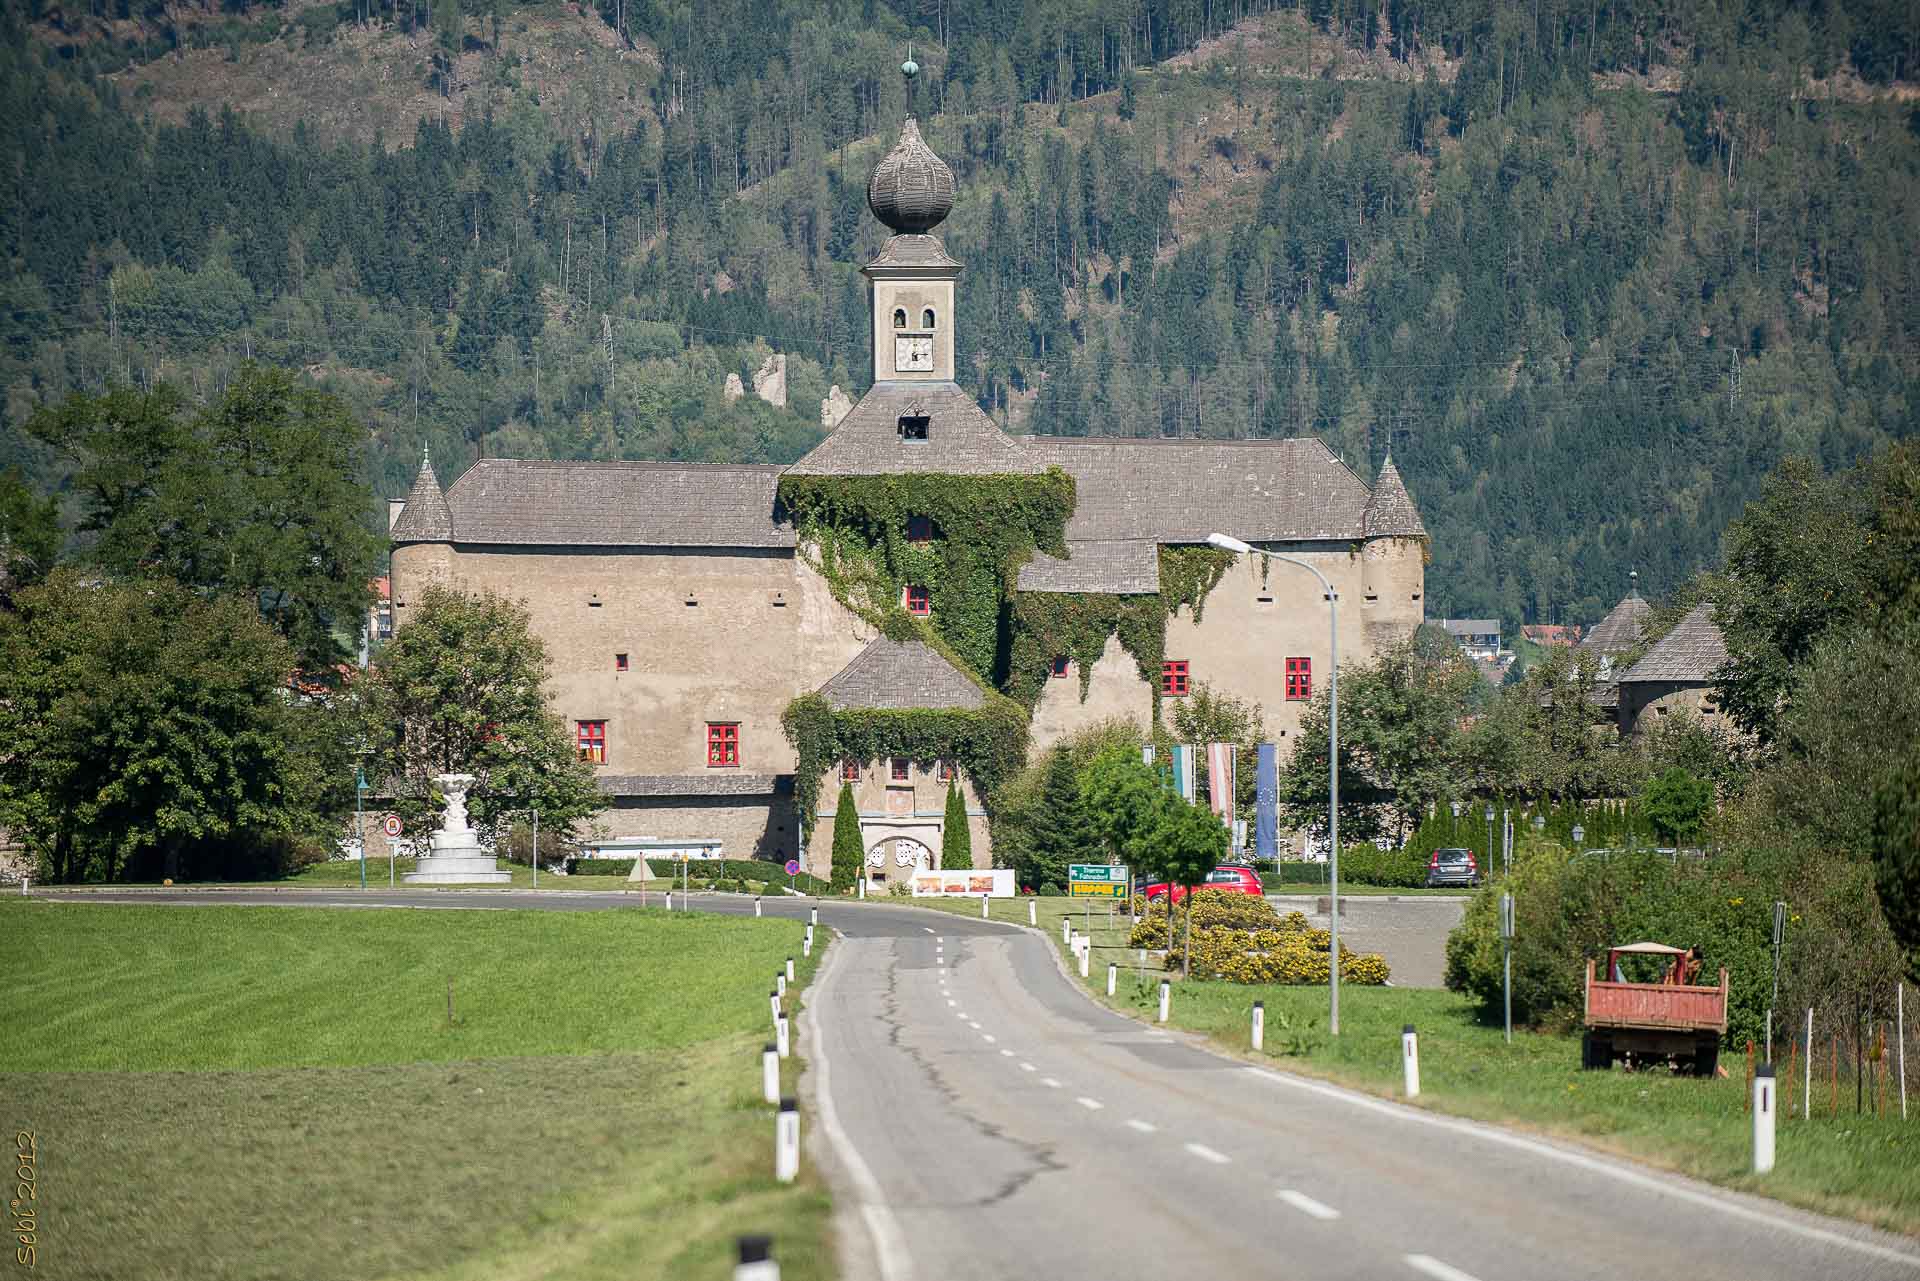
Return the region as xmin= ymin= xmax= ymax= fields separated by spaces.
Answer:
xmin=863 ymin=56 xmax=961 ymax=385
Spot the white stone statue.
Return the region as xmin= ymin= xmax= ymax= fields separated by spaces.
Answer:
xmin=436 ymin=773 xmax=476 ymax=838
xmin=404 ymin=772 xmax=509 ymax=884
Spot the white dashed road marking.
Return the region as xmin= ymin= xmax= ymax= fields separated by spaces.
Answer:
xmin=982 ymin=1034 xmax=996 ymax=1044
xmin=1075 ymin=1096 xmax=1104 ymax=1111
xmin=1041 ymin=1077 xmax=1063 ymax=1089
xmin=1000 ymin=1049 xmax=1014 ymax=1057
xmin=1276 ymin=1190 xmax=1341 ymax=1221
xmin=1124 ymin=1119 xmax=1157 ymax=1134
xmin=1404 ymin=1256 xmax=1482 ymax=1281
xmin=1019 ymin=1062 xmax=1036 ymax=1072
xmin=1183 ymin=1143 xmax=1230 ymax=1165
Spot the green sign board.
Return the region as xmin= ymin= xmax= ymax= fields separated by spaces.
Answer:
xmin=1068 ymin=864 xmax=1129 ymax=898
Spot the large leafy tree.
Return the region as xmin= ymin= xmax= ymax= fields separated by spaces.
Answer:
xmin=352 ymin=584 xmax=601 ymax=839
xmin=0 ymin=467 xmax=61 ymax=599
xmin=0 ymin=570 xmax=332 ymax=883
xmin=27 ymin=366 xmax=383 ymax=673
xmin=1079 ymin=744 xmax=1161 ymax=869
xmin=1465 ymin=645 xmax=1636 ymax=804
xmin=1139 ymin=790 xmax=1227 ymax=976
xmin=1870 ymin=759 xmax=1920 ymax=984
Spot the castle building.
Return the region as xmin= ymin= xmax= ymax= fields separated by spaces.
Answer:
xmin=389 ymin=100 xmax=1429 ymax=882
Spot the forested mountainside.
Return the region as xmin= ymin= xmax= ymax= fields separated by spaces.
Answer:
xmin=3 ymin=0 xmax=1917 ymax=624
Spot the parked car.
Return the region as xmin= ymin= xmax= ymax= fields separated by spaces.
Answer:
xmin=1424 ymin=847 xmax=1481 ymax=888
xmin=1142 ymin=864 xmax=1264 ymax=903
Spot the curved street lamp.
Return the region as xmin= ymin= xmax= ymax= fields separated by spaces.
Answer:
xmin=1207 ymin=532 xmax=1342 ymax=1035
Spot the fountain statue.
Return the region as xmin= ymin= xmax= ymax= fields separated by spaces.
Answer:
xmin=402 ymin=773 xmax=511 ymax=884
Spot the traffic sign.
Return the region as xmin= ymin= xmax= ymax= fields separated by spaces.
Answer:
xmin=1068 ymin=864 xmax=1128 ymax=898
xmin=381 ymin=814 xmax=402 ymax=838
xmin=784 ymin=859 xmax=802 ymax=876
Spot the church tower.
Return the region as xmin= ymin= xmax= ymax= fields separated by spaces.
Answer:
xmin=863 ymin=61 xmax=959 ymax=387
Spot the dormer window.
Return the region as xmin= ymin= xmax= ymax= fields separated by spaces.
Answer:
xmin=893 ymin=308 xmax=907 ymax=329
xmin=899 ymin=415 xmax=929 ymax=441
xmin=922 ymin=307 xmax=936 ymax=328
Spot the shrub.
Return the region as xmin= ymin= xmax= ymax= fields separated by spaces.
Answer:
xmin=1337 ymin=845 xmax=1428 ymax=888
xmin=1126 ymin=903 xmax=1388 ymax=985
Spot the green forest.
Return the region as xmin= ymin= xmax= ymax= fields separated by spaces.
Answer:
xmin=3 ymin=0 xmax=1916 ymax=624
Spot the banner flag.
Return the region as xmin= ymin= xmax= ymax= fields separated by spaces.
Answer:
xmin=1256 ymin=743 xmax=1278 ymax=858
xmin=1171 ymin=745 xmax=1196 ymax=803
xmin=1142 ymin=744 xmax=1155 ymax=767
xmin=1206 ymin=742 xmax=1234 ymax=822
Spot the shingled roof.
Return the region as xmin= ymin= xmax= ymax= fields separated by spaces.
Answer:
xmin=818 ymin=637 xmax=986 ymax=710
xmin=1016 ymin=540 xmax=1160 ymax=594
xmin=440 ymin=460 xmax=793 ymax=548
xmin=597 ymin=774 xmax=788 ymax=798
xmin=1580 ymin=590 xmax=1653 ymax=657
xmin=786 ymin=381 xmax=1043 ymax=476
xmin=1620 ymin=604 xmax=1729 ymax=684
xmin=390 ymin=450 xmax=455 ymax=544
xmin=1022 ymin=436 xmax=1373 ymax=543
xmin=1363 ymin=455 xmax=1427 ymax=538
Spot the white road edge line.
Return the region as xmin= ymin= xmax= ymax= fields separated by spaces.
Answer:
xmin=922 ymin=927 xmax=935 ymax=934
xmin=1276 ymin=1190 xmax=1341 ymax=1221
xmin=1125 ymin=1119 xmax=1157 ymax=1134
xmin=802 ymin=934 xmax=916 ymax=1281
xmin=1184 ymin=1142 xmax=1230 ymax=1165
xmin=1241 ymin=1066 xmax=1920 ymax=1271
xmin=1404 ymin=1254 xmax=1481 ymax=1281
xmin=1075 ymin=1096 xmax=1104 ymax=1111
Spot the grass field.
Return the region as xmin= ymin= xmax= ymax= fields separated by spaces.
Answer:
xmin=277 ymin=857 xmax=658 ymax=892
xmin=1 ymin=899 xmax=829 ymax=1280
xmin=910 ymin=893 xmax=1920 ymax=1236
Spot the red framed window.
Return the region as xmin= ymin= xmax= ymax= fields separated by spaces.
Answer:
xmin=576 ymin=720 xmax=607 ymax=764
xmin=1050 ymin=655 xmax=1070 ymax=678
xmin=615 ymin=653 xmax=629 ymax=672
xmin=1286 ymin=656 xmax=1312 ymax=701
xmin=1161 ymin=660 xmax=1190 ymax=697
xmin=905 ymin=584 xmax=931 ymax=616
xmin=906 ymin=516 xmax=933 ymax=543
xmin=841 ymin=758 xmax=861 ymax=782
xmin=707 ymin=722 xmax=739 ymax=768
xmin=937 ymin=760 xmax=955 ymax=782
xmin=890 ymin=757 xmax=910 ymax=781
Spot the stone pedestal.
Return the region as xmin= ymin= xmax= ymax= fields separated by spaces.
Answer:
xmin=403 ymin=773 xmax=511 ymax=885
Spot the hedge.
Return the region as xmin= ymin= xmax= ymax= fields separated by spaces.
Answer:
xmin=570 ymin=858 xmax=638 ymax=876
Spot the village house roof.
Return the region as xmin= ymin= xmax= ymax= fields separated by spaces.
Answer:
xmin=1363 ymin=455 xmax=1427 ymax=539
xmin=428 ymin=459 xmax=794 ymax=548
xmin=786 ymin=381 xmax=1044 ymax=477
xmin=1021 ymin=435 xmax=1373 ymax=544
xmin=818 ymin=637 xmax=986 ymax=710
xmin=1441 ymin=619 xmax=1502 ymax=637
xmin=1581 ymin=587 xmax=1652 ymax=656
xmin=1619 ymin=604 xmax=1730 ymax=685
xmin=389 ymin=449 xmax=455 ymax=544
xmin=1016 ymin=539 xmax=1161 ymax=594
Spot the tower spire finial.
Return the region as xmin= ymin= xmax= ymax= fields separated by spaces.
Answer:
xmin=901 ymin=44 xmax=919 ymax=116
xmin=420 ymin=441 xmax=431 ymax=470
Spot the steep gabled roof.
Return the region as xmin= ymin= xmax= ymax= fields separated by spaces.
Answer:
xmin=1363 ymin=455 xmax=1427 ymax=539
xmin=1016 ymin=540 xmax=1160 ymax=594
xmin=1021 ymin=435 xmax=1371 ymax=543
xmin=1619 ymin=604 xmax=1729 ymax=684
xmin=390 ymin=450 xmax=455 ymax=544
xmin=817 ymin=637 xmax=986 ymax=710
xmin=1580 ymin=591 xmax=1653 ymax=657
xmin=442 ymin=460 xmax=793 ymax=548
xmin=786 ymin=381 xmax=1042 ymax=477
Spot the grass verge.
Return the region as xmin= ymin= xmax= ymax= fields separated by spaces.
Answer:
xmin=906 ymin=893 xmax=1920 ymax=1237
xmin=1 ymin=899 xmax=829 ymax=1280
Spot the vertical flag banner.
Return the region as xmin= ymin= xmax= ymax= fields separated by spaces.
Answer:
xmin=1207 ymin=742 xmax=1234 ymax=822
xmin=1256 ymin=743 xmax=1278 ymax=859
xmin=1171 ymin=745 xmax=1196 ymax=803
xmin=1142 ymin=744 xmax=1155 ymax=768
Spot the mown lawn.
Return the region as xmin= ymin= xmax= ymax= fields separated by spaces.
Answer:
xmin=1 ymin=899 xmax=828 ymax=1280
xmin=910 ymin=893 xmax=1920 ymax=1236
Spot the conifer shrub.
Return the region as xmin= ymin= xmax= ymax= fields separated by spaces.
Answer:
xmin=941 ymin=779 xmax=973 ymax=869
xmin=829 ymin=781 xmax=862 ymax=892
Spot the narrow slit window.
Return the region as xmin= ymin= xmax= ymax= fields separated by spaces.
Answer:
xmin=615 ymin=653 xmax=629 ymax=672
xmin=893 ymin=307 xmax=907 ymax=329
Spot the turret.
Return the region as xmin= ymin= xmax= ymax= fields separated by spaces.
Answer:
xmin=388 ymin=445 xmax=455 ymax=628
xmin=1361 ymin=454 xmax=1427 ymax=637
xmin=864 ymin=59 xmax=961 ymax=386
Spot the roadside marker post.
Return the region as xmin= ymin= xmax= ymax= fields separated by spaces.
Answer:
xmin=736 ymin=1235 xmax=779 ymax=1281
xmin=980 ymin=893 xmax=989 ymax=919
xmin=770 ymin=990 xmax=782 ymax=1027
xmin=762 ymin=1045 xmax=780 ymax=1104
xmin=1899 ymin=983 xmax=1908 ymax=1122
xmin=1029 ymin=901 xmax=1037 ymax=926
xmin=776 ymin=971 xmax=786 ymax=999
xmin=1061 ymin=917 xmax=1071 ymax=945
xmin=1251 ymin=1001 xmax=1264 ymax=1052
xmin=810 ymin=906 xmax=818 ymax=927
xmin=1158 ymin=980 xmax=1171 ymax=1024
xmin=1500 ymin=892 xmax=1516 ymax=1045
xmin=1754 ymin=1064 xmax=1777 ymax=1174
xmin=755 ymin=897 xmax=763 ymax=917
xmin=776 ymin=1014 xmax=790 ymax=1059
xmin=18 ymin=877 xmax=25 ymax=896
xmin=858 ymin=878 xmax=866 ymax=900
xmin=1403 ymin=1025 xmax=1420 ymax=1098
xmin=775 ymin=1098 xmax=800 ymax=1183
xmin=1079 ymin=942 xmax=1090 ymax=979
xmin=1107 ymin=963 xmax=1117 ymax=997
xmin=803 ymin=927 xmax=813 ymax=958
xmin=786 ymin=957 xmax=795 ymax=983
xmin=1804 ymin=1007 xmax=1814 ymax=1121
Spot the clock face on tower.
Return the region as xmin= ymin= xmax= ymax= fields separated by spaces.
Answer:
xmin=894 ymin=335 xmax=934 ymax=373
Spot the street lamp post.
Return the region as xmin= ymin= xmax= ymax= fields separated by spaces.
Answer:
xmin=355 ymin=767 xmax=368 ymax=890
xmin=1208 ymin=532 xmax=1341 ymax=1035
xmin=1485 ymin=805 xmax=1495 ymax=880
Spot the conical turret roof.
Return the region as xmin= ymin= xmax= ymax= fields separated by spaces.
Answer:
xmin=390 ymin=447 xmax=454 ymax=544
xmin=1363 ymin=455 xmax=1426 ymax=538
xmin=867 ymin=117 xmax=955 ymax=235
xmin=1580 ymin=579 xmax=1652 ymax=657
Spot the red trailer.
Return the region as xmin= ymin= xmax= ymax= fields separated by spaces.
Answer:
xmin=1582 ymin=941 xmax=1728 ymax=1075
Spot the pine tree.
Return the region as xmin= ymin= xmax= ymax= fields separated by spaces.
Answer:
xmin=941 ymin=778 xmax=973 ymax=870
xmin=829 ymin=780 xmax=862 ymax=892
xmin=1023 ymin=747 xmax=1095 ymax=892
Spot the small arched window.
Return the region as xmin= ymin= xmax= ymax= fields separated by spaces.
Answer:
xmin=892 ymin=308 xmax=907 ymax=329
xmin=922 ymin=307 xmax=936 ymax=329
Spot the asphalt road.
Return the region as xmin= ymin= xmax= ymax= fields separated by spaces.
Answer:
xmin=38 ymin=887 xmax=1920 ymax=1280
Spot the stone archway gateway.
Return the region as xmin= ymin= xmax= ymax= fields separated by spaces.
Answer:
xmin=861 ymin=828 xmax=939 ymax=882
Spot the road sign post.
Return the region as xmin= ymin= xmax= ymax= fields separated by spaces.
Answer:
xmin=1500 ymin=892 xmax=1516 ymax=1045
xmin=1769 ymin=900 xmax=1787 ymax=1060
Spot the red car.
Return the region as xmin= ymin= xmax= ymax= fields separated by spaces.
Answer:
xmin=1142 ymin=864 xmax=1264 ymax=903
